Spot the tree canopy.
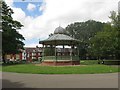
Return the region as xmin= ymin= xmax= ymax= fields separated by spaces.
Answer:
xmin=65 ymin=11 xmax=119 ymax=60
xmin=65 ymin=20 xmax=105 ymax=59
xmin=89 ymin=11 xmax=120 ymax=60
xmin=2 ymin=1 xmax=25 ymax=62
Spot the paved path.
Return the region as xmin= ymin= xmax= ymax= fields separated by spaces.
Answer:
xmin=1 ymin=72 xmax=119 ymax=88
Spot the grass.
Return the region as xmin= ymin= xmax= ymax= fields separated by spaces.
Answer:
xmin=2 ymin=63 xmax=119 ymax=74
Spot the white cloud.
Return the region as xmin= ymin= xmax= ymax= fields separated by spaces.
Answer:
xmin=4 ymin=0 xmax=14 ymax=7
xmin=25 ymin=43 xmax=43 ymax=48
xmin=27 ymin=3 xmax=36 ymax=11
xmin=12 ymin=8 xmax=26 ymax=23
xmin=5 ymin=0 xmax=119 ymax=47
xmin=39 ymin=1 xmax=46 ymax=12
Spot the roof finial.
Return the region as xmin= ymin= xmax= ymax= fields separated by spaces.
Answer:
xmin=59 ymin=21 xmax=61 ymax=27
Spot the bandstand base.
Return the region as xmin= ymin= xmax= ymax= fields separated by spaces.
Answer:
xmin=41 ymin=60 xmax=80 ymax=66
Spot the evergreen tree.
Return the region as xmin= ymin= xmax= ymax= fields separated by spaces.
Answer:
xmin=2 ymin=1 xmax=25 ymax=63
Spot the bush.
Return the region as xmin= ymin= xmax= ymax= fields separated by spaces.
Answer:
xmin=2 ymin=59 xmax=27 ymax=66
xmin=21 ymin=60 xmax=27 ymax=63
xmin=32 ymin=59 xmax=38 ymax=62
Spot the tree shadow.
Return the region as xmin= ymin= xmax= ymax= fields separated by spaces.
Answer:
xmin=2 ymin=79 xmax=27 ymax=88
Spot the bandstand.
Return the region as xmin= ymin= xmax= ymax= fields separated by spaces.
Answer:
xmin=39 ymin=26 xmax=80 ymax=65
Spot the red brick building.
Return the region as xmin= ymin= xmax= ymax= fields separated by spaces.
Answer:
xmin=5 ymin=47 xmax=43 ymax=62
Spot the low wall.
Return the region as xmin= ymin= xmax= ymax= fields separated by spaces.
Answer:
xmin=41 ymin=60 xmax=80 ymax=66
xmin=103 ymin=60 xmax=120 ymax=65
xmin=43 ymin=56 xmax=79 ymax=60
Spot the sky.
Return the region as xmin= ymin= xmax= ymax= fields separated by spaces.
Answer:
xmin=4 ymin=0 xmax=119 ymax=47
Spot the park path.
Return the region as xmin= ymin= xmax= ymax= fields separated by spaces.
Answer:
xmin=1 ymin=72 xmax=119 ymax=88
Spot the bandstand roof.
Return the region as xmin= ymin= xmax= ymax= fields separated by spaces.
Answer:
xmin=39 ymin=26 xmax=80 ymax=45
xmin=54 ymin=26 xmax=66 ymax=34
xmin=39 ymin=34 xmax=79 ymax=45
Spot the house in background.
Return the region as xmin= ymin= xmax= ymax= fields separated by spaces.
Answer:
xmin=22 ymin=47 xmax=42 ymax=62
xmin=5 ymin=46 xmax=74 ymax=63
xmin=5 ymin=46 xmax=43 ymax=62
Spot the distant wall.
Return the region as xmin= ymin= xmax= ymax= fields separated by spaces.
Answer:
xmin=103 ymin=60 xmax=120 ymax=65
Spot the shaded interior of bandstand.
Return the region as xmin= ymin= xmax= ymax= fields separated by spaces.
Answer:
xmin=41 ymin=42 xmax=80 ymax=65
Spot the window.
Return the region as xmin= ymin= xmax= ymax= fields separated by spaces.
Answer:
xmin=32 ymin=57 xmax=36 ymax=59
xmin=32 ymin=53 xmax=36 ymax=56
xmin=6 ymin=55 xmax=11 ymax=59
xmin=16 ymin=54 xmax=20 ymax=59
xmin=38 ymin=53 xmax=41 ymax=56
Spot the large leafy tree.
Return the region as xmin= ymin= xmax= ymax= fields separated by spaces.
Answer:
xmin=89 ymin=11 xmax=120 ymax=60
xmin=2 ymin=1 xmax=25 ymax=63
xmin=0 ymin=1 xmax=2 ymax=57
xmin=89 ymin=24 xmax=116 ymax=59
xmin=109 ymin=11 xmax=120 ymax=59
xmin=66 ymin=20 xmax=105 ymax=41
xmin=65 ymin=20 xmax=105 ymax=59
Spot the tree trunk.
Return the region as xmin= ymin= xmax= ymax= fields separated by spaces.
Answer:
xmin=2 ymin=53 xmax=6 ymax=63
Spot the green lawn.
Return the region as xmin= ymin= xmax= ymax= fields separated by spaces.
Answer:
xmin=2 ymin=63 xmax=119 ymax=74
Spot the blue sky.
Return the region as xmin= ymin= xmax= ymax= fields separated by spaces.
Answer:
xmin=11 ymin=1 xmax=45 ymax=47
xmin=13 ymin=2 xmax=43 ymax=17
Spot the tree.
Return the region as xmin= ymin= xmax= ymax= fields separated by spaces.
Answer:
xmin=89 ymin=24 xmax=116 ymax=59
xmin=65 ymin=20 xmax=105 ymax=59
xmin=0 ymin=2 xmax=1 ymax=58
xmin=2 ymin=1 xmax=25 ymax=63
xmin=89 ymin=11 xmax=120 ymax=60
xmin=109 ymin=11 xmax=120 ymax=59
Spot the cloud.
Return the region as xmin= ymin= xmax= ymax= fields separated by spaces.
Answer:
xmin=12 ymin=8 xmax=26 ymax=23
xmin=5 ymin=0 xmax=119 ymax=47
xmin=4 ymin=0 xmax=14 ymax=7
xmin=39 ymin=1 xmax=46 ymax=12
xmin=27 ymin=3 xmax=36 ymax=11
xmin=24 ymin=43 xmax=43 ymax=47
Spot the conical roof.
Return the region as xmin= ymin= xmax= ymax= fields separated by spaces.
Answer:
xmin=39 ymin=34 xmax=79 ymax=45
xmin=39 ymin=26 xmax=79 ymax=45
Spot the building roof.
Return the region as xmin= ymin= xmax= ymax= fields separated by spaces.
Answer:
xmin=24 ymin=47 xmax=42 ymax=52
xmin=46 ymin=34 xmax=76 ymax=41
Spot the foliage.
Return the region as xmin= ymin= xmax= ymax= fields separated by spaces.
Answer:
xmin=66 ymin=20 xmax=105 ymax=41
xmin=109 ymin=11 xmax=120 ymax=59
xmin=65 ymin=20 xmax=105 ymax=59
xmin=89 ymin=11 xmax=120 ymax=59
xmin=2 ymin=1 xmax=25 ymax=62
xmin=0 ymin=1 xmax=2 ymax=30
